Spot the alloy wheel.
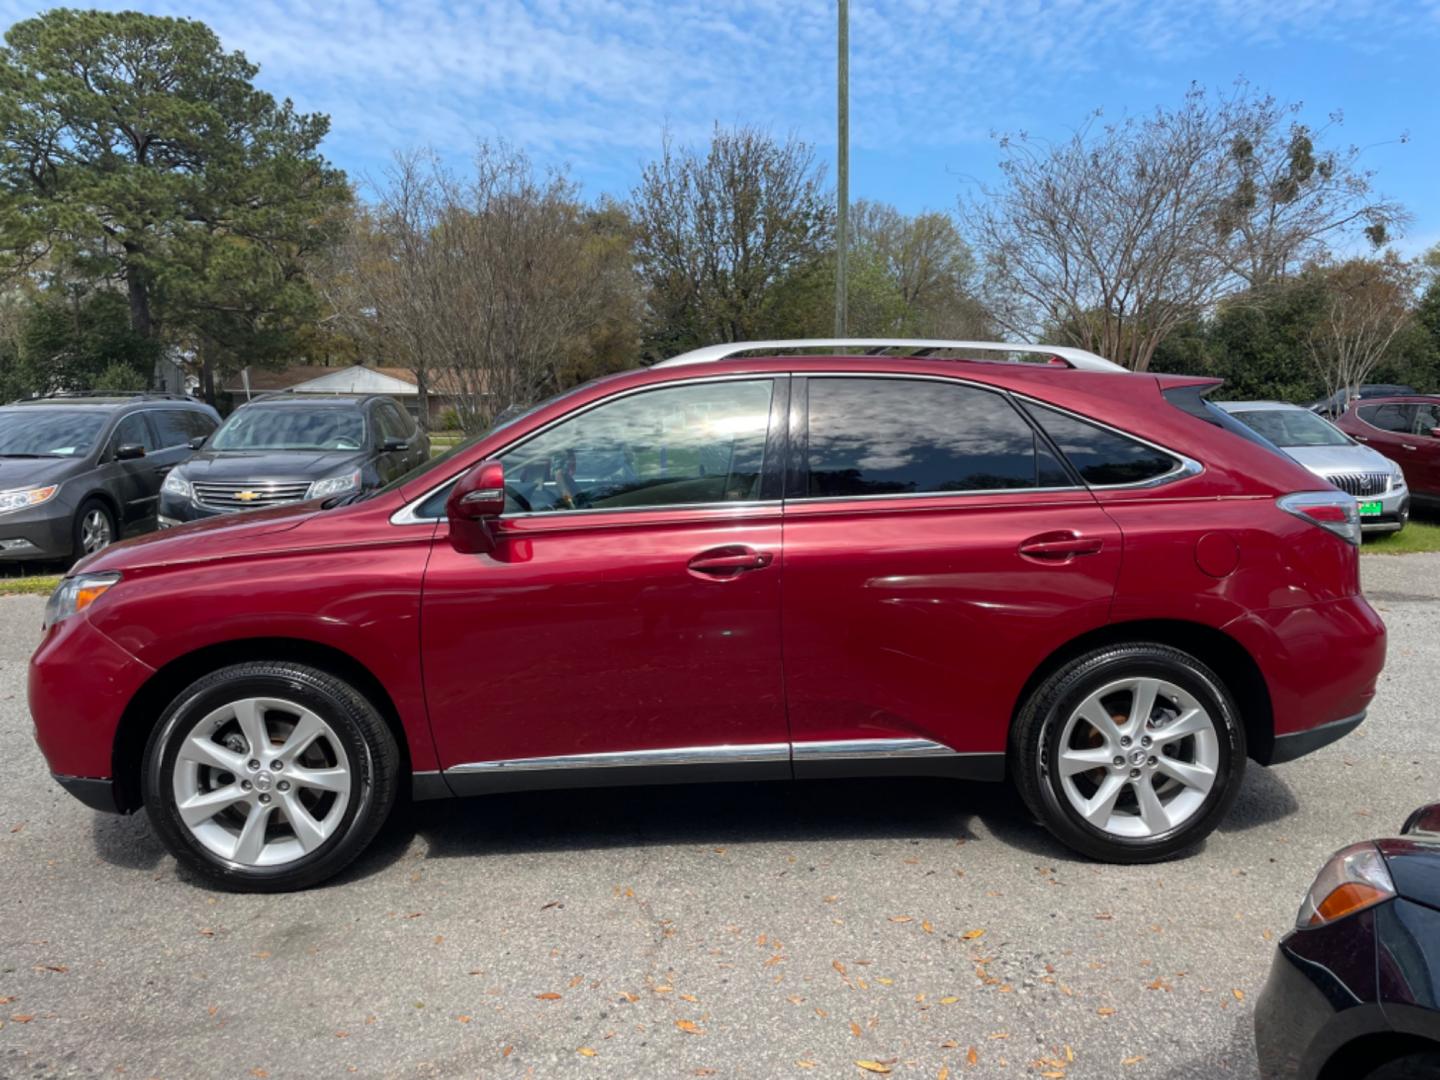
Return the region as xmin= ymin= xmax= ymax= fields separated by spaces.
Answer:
xmin=1055 ymin=676 xmax=1219 ymax=838
xmin=80 ymin=509 xmax=112 ymax=553
xmin=170 ymin=697 xmax=353 ymax=867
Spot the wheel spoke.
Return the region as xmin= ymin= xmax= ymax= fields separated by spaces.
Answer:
xmin=1076 ymin=700 xmax=1123 ymax=746
xmin=1154 ymin=755 xmax=1216 ymax=794
xmin=288 ymin=764 xmax=350 ymax=795
xmin=1134 ymin=776 xmax=1171 ymax=834
xmin=231 ymin=803 xmax=273 ymax=864
xmin=177 ymin=784 xmax=248 ymax=827
xmin=276 ymin=711 xmax=327 ymax=764
xmin=1059 ymin=746 xmax=1114 ymax=777
xmin=231 ymin=699 xmax=271 ymax=757
xmin=280 ymin=791 xmax=327 ymax=853
xmin=1128 ymin=678 xmax=1160 ymax=733
xmin=1081 ymin=773 xmax=1126 ymax=827
xmin=1158 ymin=707 xmax=1210 ymax=743
xmin=178 ymin=735 xmax=247 ymax=776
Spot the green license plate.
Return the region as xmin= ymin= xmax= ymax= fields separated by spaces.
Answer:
xmin=1358 ymin=500 xmax=1383 ymax=516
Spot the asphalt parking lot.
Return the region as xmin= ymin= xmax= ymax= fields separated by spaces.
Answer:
xmin=0 ymin=554 xmax=1436 ymax=1080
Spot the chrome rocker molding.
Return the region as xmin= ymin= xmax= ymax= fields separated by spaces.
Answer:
xmin=441 ymin=739 xmax=1005 ymax=797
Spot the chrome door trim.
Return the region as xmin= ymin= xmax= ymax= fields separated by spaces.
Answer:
xmin=791 ymin=738 xmax=965 ymax=761
xmin=446 ymin=742 xmax=792 ymax=774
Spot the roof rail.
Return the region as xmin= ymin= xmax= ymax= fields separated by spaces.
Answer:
xmin=653 ymin=338 xmax=1128 ymax=373
xmin=16 ymin=389 xmax=194 ymax=402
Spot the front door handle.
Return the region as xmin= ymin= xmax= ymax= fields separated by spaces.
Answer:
xmin=1402 ymin=443 xmax=1418 ymax=451
xmin=1353 ymin=435 xmax=1368 ymax=442
xmin=1018 ymin=532 xmax=1104 ymax=561
xmin=687 ymin=546 xmax=774 ymax=578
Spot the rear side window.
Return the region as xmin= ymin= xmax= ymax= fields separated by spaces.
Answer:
xmin=1359 ymin=403 xmax=1412 ymax=433
xmin=799 ymin=378 xmax=1072 ymax=499
xmin=1023 ymin=402 xmax=1180 ymax=487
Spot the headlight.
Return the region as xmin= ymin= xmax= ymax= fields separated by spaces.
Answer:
xmin=307 ymin=470 xmax=361 ymax=500
xmin=43 ymin=572 xmax=121 ymax=629
xmin=1295 ymin=842 xmax=1395 ymax=929
xmin=1391 ymin=465 xmax=1406 ymax=490
xmin=0 ymin=484 xmax=58 ymax=514
xmin=160 ymin=471 xmax=192 ymax=499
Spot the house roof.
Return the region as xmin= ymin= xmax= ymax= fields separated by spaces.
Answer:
xmin=223 ymin=365 xmax=419 ymax=395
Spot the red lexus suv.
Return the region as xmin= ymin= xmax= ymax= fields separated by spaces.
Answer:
xmin=28 ymin=340 xmax=1386 ymax=891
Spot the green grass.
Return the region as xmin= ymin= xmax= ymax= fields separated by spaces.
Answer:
xmin=0 ymin=573 xmax=60 ymax=596
xmin=1364 ymin=518 xmax=1440 ymax=555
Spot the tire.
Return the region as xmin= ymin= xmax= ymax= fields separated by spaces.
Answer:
xmin=73 ymin=497 xmax=116 ymax=558
xmin=1010 ymin=643 xmax=1246 ymax=863
xmin=142 ymin=662 xmax=399 ymax=892
xmin=1364 ymin=1053 xmax=1440 ymax=1080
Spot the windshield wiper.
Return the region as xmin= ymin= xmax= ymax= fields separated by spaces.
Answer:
xmin=0 ymin=452 xmax=60 ymax=458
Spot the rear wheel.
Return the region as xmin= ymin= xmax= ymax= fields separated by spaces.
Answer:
xmin=1011 ymin=644 xmax=1246 ymax=863
xmin=73 ymin=498 xmax=115 ymax=558
xmin=1364 ymin=1052 xmax=1440 ymax=1080
xmin=142 ymin=662 xmax=399 ymax=892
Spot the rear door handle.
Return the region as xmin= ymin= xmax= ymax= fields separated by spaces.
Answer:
xmin=1018 ymin=533 xmax=1104 ymax=560
xmin=687 ymin=546 xmax=774 ymax=577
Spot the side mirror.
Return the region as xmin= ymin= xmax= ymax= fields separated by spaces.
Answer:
xmin=188 ymin=436 xmax=207 ymax=450
xmin=382 ymin=437 xmax=410 ymax=452
xmin=1429 ymin=427 xmax=1440 ymax=440
xmin=445 ymin=459 xmax=506 ymax=554
xmin=115 ymin=443 xmax=146 ymax=461
xmin=1401 ymin=803 xmax=1440 ymax=836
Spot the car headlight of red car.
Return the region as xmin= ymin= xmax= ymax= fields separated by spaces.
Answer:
xmin=1296 ymin=842 xmax=1396 ymax=929
xmin=43 ymin=571 xmax=121 ymax=629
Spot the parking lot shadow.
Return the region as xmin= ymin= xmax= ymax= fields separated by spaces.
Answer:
xmin=1219 ymin=764 xmax=1301 ymax=834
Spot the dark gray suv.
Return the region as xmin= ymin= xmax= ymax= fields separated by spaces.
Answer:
xmin=0 ymin=393 xmax=220 ymax=562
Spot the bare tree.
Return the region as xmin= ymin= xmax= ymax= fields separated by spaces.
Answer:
xmin=968 ymin=85 xmax=1405 ymax=370
xmin=850 ymin=201 xmax=990 ymax=337
xmin=631 ymin=126 xmax=832 ymax=357
xmin=1305 ymin=254 xmax=1417 ymax=406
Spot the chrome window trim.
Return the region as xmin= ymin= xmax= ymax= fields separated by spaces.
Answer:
xmin=390 ymin=372 xmax=782 ymax=526
xmin=786 ymin=486 xmax=1085 ymax=508
xmin=791 ymin=738 xmax=964 ymax=761
xmin=447 ymin=743 xmax=791 ymax=774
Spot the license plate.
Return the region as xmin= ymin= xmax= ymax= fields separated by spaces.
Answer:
xmin=1358 ymin=500 xmax=1383 ymax=516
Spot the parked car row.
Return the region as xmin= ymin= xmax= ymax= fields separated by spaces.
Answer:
xmin=0 ymin=390 xmax=427 ymax=562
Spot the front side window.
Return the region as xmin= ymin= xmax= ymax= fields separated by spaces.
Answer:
xmin=1359 ymin=403 xmax=1412 ymax=434
xmin=1023 ymin=402 xmax=1181 ymax=486
xmin=151 ymin=410 xmax=195 ymax=448
xmin=800 ymin=378 xmax=1071 ymax=498
xmin=112 ymin=413 xmax=157 ymax=454
xmin=0 ymin=409 xmax=106 ymax=458
xmin=498 ymin=379 xmax=774 ymax=514
xmin=210 ymin=407 xmax=366 ymax=452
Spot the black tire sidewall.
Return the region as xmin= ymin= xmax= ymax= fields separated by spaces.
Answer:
xmin=143 ymin=664 xmax=393 ymax=891
xmin=1019 ymin=646 xmax=1246 ymax=862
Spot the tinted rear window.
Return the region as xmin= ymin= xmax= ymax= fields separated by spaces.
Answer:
xmin=1023 ymin=403 xmax=1180 ymax=486
xmin=801 ymin=378 xmax=1072 ymax=498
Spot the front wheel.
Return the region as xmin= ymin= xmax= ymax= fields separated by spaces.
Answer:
xmin=73 ymin=498 xmax=116 ymax=558
xmin=1011 ymin=644 xmax=1246 ymax=863
xmin=142 ymin=662 xmax=399 ymax=892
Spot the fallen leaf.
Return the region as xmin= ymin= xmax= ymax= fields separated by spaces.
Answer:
xmin=1232 ymin=988 xmax=1245 ymax=1001
xmin=334 ymin=1031 xmax=349 ymax=1038
xmin=502 ymin=1045 xmax=513 ymax=1056
xmin=939 ymin=1068 xmax=951 ymax=1080
xmin=251 ymin=1071 xmax=269 ymax=1079
xmin=921 ymin=920 xmax=935 ymax=935
xmin=457 ymin=1015 xmax=471 ymax=1024
xmin=962 ymin=929 xmax=985 ymax=940
xmin=540 ymin=900 xmax=562 ymax=910
xmin=939 ymin=996 xmax=959 ymax=1005
xmin=877 ymin=977 xmax=893 ymax=986
xmin=578 ymin=1047 xmax=597 ymax=1057
xmin=855 ymin=1063 xmax=892 ymax=1075
xmin=889 ymin=915 xmax=914 ymax=923
xmin=1097 ymin=1007 xmax=1116 ymax=1017
xmin=967 ymin=1047 xmax=979 ymax=1066
xmin=680 ymin=993 xmax=699 ymax=1002
xmin=675 ymin=1019 xmax=705 ymax=1035
xmin=850 ymin=1021 xmax=863 ymax=1038
xmin=797 ymin=1061 xmax=817 ymax=1070
xmin=568 ymin=975 xmax=584 ymax=988
xmin=834 ymin=960 xmax=848 ymax=976
xmin=11 ymin=1014 xmax=34 ymax=1023
xmin=1121 ymin=1056 xmax=1145 ymax=1066
xmin=536 ymin=992 xmax=562 ymax=1001
xmin=35 ymin=965 xmax=68 ymax=973
xmin=198 ymin=928 xmax=215 ymax=937
xmin=620 ymin=992 xmax=639 ymax=1003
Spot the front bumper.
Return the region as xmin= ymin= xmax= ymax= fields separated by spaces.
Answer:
xmin=158 ymin=490 xmax=233 ymax=524
xmin=52 ymin=774 xmax=121 ymax=813
xmin=1359 ymin=488 xmax=1409 ymax=534
xmin=0 ymin=500 xmax=77 ymax=560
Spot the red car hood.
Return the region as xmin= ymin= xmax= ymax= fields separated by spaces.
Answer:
xmin=73 ymin=500 xmax=324 ymax=575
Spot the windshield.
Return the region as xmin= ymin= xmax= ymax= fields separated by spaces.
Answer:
xmin=0 ymin=410 xmax=107 ymax=457
xmin=211 ymin=406 xmax=366 ymax=452
xmin=1230 ymin=408 xmax=1351 ymax=448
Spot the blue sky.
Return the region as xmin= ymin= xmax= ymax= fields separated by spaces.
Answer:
xmin=4 ymin=0 xmax=1440 ymax=253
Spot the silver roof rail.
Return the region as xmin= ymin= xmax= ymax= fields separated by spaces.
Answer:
xmin=653 ymin=338 xmax=1128 ymax=373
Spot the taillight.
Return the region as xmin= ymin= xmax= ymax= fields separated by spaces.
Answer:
xmin=1295 ymin=842 xmax=1395 ymax=929
xmin=1277 ymin=491 xmax=1361 ymax=547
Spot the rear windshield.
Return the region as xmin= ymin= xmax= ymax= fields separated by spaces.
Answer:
xmin=0 ymin=409 xmax=107 ymax=457
xmin=1229 ymin=409 xmax=1350 ymax=448
xmin=211 ymin=407 xmax=366 ymax=452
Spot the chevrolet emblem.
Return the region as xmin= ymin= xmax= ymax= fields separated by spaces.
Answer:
xmin=234 ymin=490 xmax=260 ymax=502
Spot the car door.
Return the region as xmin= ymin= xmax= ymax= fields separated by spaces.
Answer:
xmin=780 ymin=375 xmax=1123 ymax=779
xmin=101 ymin=412 xmax=161 ymax=526
xmin=1405 ymin=401 xmax=1440 ymax=498
xmin=373 ymin=401 xmax=417 ymax=482
xmin=143 ymin=409 xmax=204 ymax=519
xmin=421 ymin=376 xmax=791 ymax=792
xmin=1352 ymin=402 xmax=1419 ymax=480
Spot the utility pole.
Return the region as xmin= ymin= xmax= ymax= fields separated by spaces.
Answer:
xmin=834 ymin=0 xmax=849 ymax=336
